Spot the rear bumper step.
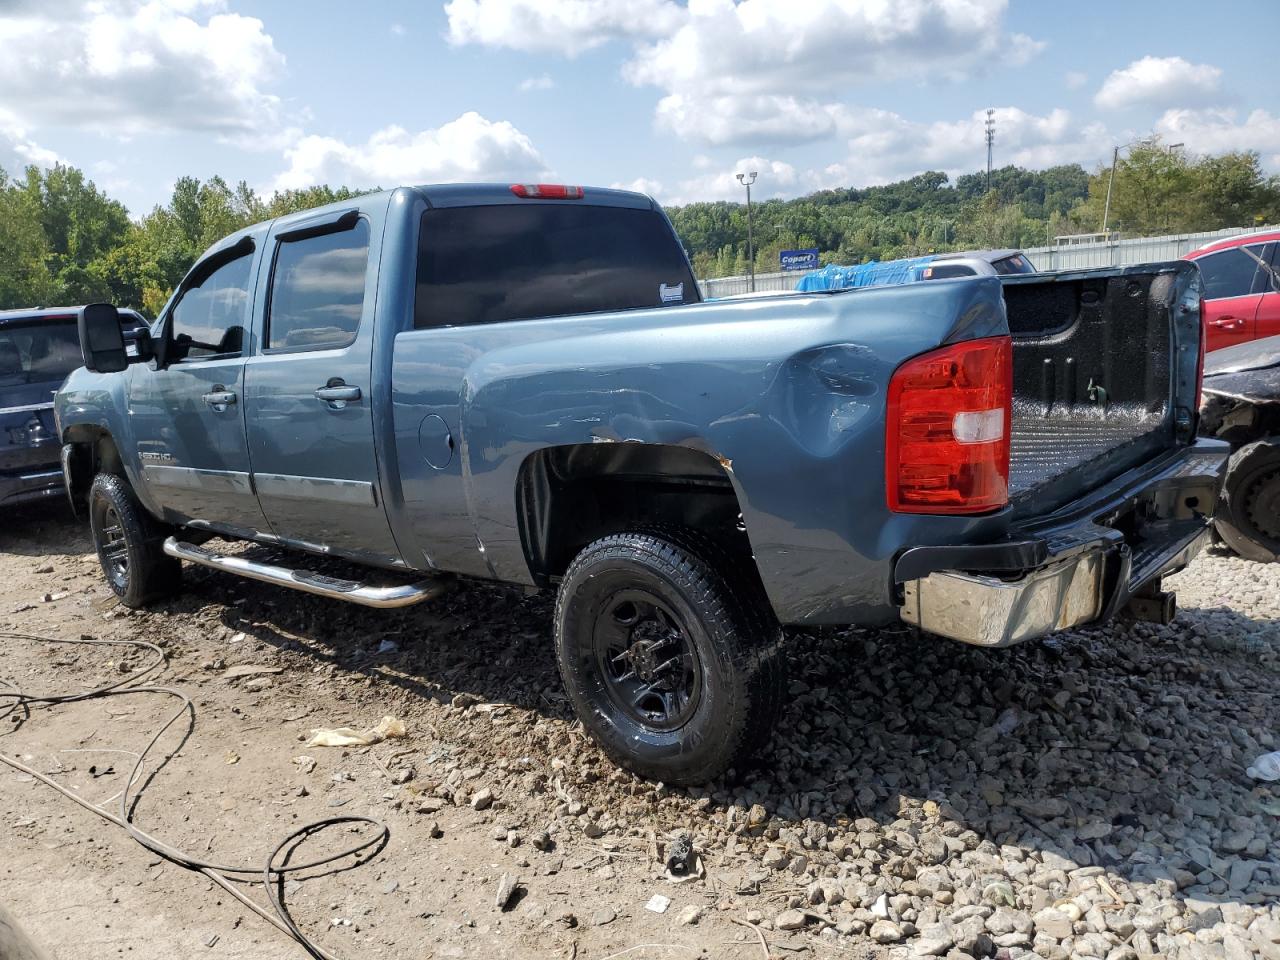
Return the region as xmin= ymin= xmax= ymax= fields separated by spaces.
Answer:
xmin=895 ymin=439 xmax=1227 ymax=647
xmin=163 ymin=537 xmax=449 ymax=608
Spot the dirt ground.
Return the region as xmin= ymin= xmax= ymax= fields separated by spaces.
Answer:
xmin=1 ymin=502 xmax=1278 ymax=960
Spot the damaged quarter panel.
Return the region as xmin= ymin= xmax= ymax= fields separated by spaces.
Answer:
xmin=391 ymin=272 xmax=1011 ymax=625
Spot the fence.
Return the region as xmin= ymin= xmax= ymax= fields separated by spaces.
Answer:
xmin=697 ymin=223 xmax=1280 ymax=297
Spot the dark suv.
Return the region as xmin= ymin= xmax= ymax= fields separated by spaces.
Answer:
xmin=0 ymin=307 xmax=146 ymax=508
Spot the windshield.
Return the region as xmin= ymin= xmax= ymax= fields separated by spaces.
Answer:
xmin=0 ymin=320 xmax=83 ymax=387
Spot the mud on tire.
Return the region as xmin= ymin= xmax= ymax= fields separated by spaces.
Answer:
xmin=554 ymin=529 xmax=785 ymax=785
xmin=88 ymin=473 xmax=182 ymax=607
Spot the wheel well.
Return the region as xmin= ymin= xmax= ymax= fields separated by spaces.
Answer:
xmin=61 ymin=426 xmax=124 ymax=504
xmin=516 ymin=443 xmax=750 ymax=584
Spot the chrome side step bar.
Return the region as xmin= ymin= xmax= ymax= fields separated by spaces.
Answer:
xmin=163 ymin=537 xmax=449 ymax=608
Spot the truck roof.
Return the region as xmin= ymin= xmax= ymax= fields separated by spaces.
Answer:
xmin=0 ymin=306 xmax=148 ymax=327
xmin=414 ymin=183 xmax=656 ymax=210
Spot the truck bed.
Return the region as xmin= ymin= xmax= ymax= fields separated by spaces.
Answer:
xmin=1002 ymin=264 xmax=1194 ymax=512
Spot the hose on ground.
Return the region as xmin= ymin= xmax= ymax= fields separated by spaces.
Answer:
xmin=0 ymin=631 xmax=388 ymax=960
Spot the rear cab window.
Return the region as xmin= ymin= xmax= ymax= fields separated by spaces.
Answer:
xmin=992 ymin=254 xmax=1035 ymax=275
xmin=0 ymin=319 xmax=82 ymax=387
xmin=414 ymin=203 xmax=699 ymax=328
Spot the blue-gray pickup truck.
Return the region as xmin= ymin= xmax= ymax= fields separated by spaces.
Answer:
xmin=55 ymin=183 xmax=1226 ymax=783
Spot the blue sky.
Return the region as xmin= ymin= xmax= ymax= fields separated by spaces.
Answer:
xmin=1 ymin=0 xmax=1277 ymax=216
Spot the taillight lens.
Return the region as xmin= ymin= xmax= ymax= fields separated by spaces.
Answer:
xmin=885 ymin=335 xmax=1012 ymax=514
xmin=510 ymin=184 xmax=584 ymax=199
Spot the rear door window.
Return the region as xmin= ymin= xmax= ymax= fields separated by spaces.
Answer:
xmin=1197 ymin=246 xmax=1266 ymax=300
xmin=414 ymin=203 xmax=699 ymax=328
xmin=267 ymin=219 xmax=370 ymax=351
xmin=0 ymin=320 xmax=82 ymax=386
xmin=170 ymin=253 xmax=253 ymax=361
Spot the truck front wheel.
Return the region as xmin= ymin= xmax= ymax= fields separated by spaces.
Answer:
xmin=554 ymin=530 xmax=785 ymax=785
xmin=88 ymin=473 xmax=182 ymax=607
xmin=1215 ymin=438 xmax=1280 ymax=563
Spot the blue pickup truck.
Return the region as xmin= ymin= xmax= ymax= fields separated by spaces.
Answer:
xmin=56 ymin=183 xmax=1225 ymax=783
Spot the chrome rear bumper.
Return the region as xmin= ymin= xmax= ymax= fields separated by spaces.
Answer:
xmin=895 ymin=440 xmax=1225 ymax=647
xmin=900 ymin=550 xmax=1107 ymax=647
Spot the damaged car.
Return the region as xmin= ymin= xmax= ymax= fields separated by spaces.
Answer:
xmin=1200 ymin=334 xmax=1280 ymax=561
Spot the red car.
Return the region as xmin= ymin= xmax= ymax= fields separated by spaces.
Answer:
xmin=1184 ymin=230 xmax=1280 ymax=351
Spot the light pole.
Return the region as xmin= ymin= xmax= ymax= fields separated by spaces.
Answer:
xmin=1101 ymin=138 xmax=1155 ymax=235
xmin=736 ymin=171 xmax=757 ymax=292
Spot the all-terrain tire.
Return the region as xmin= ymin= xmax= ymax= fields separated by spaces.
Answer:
xmin=554 ymin=529 xmax=786 ymax=785
xmin=88 ymin=473 xmax=183 ymax=607
xmin=1214 ymin=438 xmax=1280 ymax=563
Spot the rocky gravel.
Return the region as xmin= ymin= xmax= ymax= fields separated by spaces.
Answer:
xmin=2 ymin=505 xmax=1278 ymax=959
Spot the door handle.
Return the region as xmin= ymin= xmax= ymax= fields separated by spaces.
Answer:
xmin=314 ymin=381 xmax=361 ymax=409
xmin=201 ymin=387 xmax=237 ymax=410
xmin=1209 ymin=315 xmax=1245 ymax=330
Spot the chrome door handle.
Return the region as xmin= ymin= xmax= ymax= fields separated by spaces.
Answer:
xmin=1209 ymin=316 xmax=1244 ymax=330
xmin=315 ymin=382 xmax=361 ymax=409
xmin=201 ymin=387 xmax=237 ymax=410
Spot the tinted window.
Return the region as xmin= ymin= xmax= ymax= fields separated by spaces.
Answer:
xmin=268 ymin=219 xmax=370 ymax=350
xmin=1197 ymin=246 xmax=1263 ymax=300
xmin=925 ymin=264 xmax=977 ymax=280
xmin=415 ymin=204 xmax=699 ymax=328
xmin=992 ymin=253 xmax=1035 ymax=275
xmin=170 ymin=253 xmax=253 ymax=361
xmin=0 ymin=321 xmax=82 ymax=387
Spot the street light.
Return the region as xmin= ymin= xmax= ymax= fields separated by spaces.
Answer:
xmin=1101 ymin=137 xmax=1155 ymax=235
xmin=736 ymin=171 xmax=757 ymax=292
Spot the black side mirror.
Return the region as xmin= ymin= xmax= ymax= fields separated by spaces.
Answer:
xmin=78 ymin=303 xmax=128 ymax=373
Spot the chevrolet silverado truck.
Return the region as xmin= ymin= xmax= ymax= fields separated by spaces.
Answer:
xmin=56 ymin=183 xmax=1225 ymax=784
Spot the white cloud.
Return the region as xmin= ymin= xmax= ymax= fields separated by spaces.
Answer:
xmin=519 ymin=74 xmax=555 ymax=92
xmin=269 ymin=112 xmax=547 ymax=192
xmin=664 ymin=156 xmax=797 ymax=205
xmin=390 ymin=22 xmax=406 ymax=36
xmin=444 ymin=0 xmax=684 ymax=56
xmin=1155 ymin=107 xmax=1280 ymax=165
xmin=0 ymin=0 xmax=288 ymax=144
xmin=1095 ymin=56 xmax=1222 ymax=111
xmin=1065 ymin=70 xmax=1087 ymax=90
xmin=624 ymin=0 xmax=1042 ymax=146
xmin=610 ymin=176 xmax=664 ymax=197
xmin=816 ymin=105 xmax=1109 ymax=187
xmin=0 ymin=108 xmax=61 ymax=173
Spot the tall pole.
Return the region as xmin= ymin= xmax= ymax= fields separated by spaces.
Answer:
xmin=737 ymin=171 xmax=757 ymax=292
xmin=984 ymin=109 xmax=995 ymax=193
xmin=1101 ymin=145 xmax=1119 ymax=235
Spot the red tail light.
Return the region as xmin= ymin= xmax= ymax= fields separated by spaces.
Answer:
xmin=510 ymin=184 xmax=584 ymax=199
xmin=885 ymin=336 xmax=1012 ymax=514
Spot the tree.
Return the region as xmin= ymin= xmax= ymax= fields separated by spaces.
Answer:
xmin=0 ymin=167 xmax=58 ymax=308
xmin=22 ymin=164 xmax=130 ymax=302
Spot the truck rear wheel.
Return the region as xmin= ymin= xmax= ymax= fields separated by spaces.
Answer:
xmin=1215 ymin=438 xmax=1280 ymax=563
xmin=554 ymin=530 xmax=785 ymax=785
xmin=88 ymin=473 xmax=182 ymax=607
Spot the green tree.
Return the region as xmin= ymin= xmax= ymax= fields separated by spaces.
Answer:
xmin=0 ymin=166 xmax=58 ymax=308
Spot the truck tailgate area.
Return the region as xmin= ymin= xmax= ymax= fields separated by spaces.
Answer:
xmin=1002 ymin=265 xmax=1193 ymax=510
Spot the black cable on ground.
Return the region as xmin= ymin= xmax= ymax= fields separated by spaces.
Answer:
xmin=0 ymin=630 xmax=389 ymax=960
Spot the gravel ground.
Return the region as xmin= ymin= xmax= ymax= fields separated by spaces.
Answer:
xmin=1 ymin=505 xmax=1278 ymax=960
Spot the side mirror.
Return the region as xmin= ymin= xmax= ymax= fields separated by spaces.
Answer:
xmin=78 ymin=303 xmax=128 ymax=373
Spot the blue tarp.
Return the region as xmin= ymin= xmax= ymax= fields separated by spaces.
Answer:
xmin=795 ymin=255 xmax=938 ymax=292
